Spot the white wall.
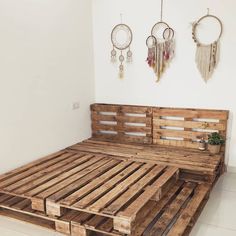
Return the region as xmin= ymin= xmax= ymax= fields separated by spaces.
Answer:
xmin=0 ymin=0 xmax=94 ymax=173
xmin=92 ymin=0 xmax=236 ymax=167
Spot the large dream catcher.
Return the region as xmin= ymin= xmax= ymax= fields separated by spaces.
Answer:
xmin=146 ymin=0 xmax=175 ymax=82
xmin=111 ymin=15 xmax=133 ymax=79
xmin=192 ymin=9 xmax=223 ymax=82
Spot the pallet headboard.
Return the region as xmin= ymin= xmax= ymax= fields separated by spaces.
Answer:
xmin=91 ymin=103 xmax=229 ymax=148
xmin=153 ymin=107 xmax=229 ymax=149
xmin=91 ymin=104 xmax=152 ymax=144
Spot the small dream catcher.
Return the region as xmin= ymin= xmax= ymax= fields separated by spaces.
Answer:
xmin=192 ymin=9 xmax=223 ymax=82
xmin=111 ymin=15 xmax=133 ymax=79
xmin=146 ymin=0 xmax=175 ymax=82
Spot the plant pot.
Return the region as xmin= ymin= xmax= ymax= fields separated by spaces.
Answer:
xmin=208 ymin=144 xmax=221 ymax=154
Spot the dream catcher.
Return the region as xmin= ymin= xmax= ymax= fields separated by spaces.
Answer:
xmin=146 ymin=0 xmax=175 ymax=82
xmin=192 ymin=9 xmax=223 ymax=82
xmin=111 ymin=15 xmax=133 ymax=79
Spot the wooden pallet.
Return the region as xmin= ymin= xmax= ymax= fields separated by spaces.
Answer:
xmin=70 ymin=181 xmax=211 ymax=236
xmin=68 ymin=139 xmax=222 ymax=183
xmin=0 ymin=181 xmax=211 ymax=236
xmin=0 ymin=103 xmax=228 ymax=235
xmin=46 ymin=162 xmax=179 ymax=234
xmin=0 ymin=150 xmax=179 ymax=234
xmin=91 ymin=104 xmax=153 ymax=144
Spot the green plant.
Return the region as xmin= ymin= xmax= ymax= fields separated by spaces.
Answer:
xmin=208 ymin=132 xmax=225 ymax=145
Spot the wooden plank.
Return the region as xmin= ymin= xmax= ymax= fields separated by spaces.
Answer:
xmin=37 ymin=161 xmax=117 ymax=213
xmin=1 ymin=196 xmax=22 ymax=207
xmin=84 ymin=215 xmax=105 ymax=228
xmin=12 ymin=199 xmax=32 ymax=210
xmin=148 ymin=182 xmax=196 ymax=236
xmin=0 ymin=150 xmax=65 ymax=182
xmin=57 ymin=161 xmax=132 ymax=205
xmin=103 ymin=165 xmax=166 ymax=215
xmin=154 ymin=129 xmax=210 ymax=140
xmin=166 ymin=184 xmax=210 ymax=236
xmin=87 ymin=163 xmax=154 ymax=213
xmin=92 ymin=133 xmax=151 ymax=144
xmin=0 ymin=152 xmax=77 ymax=189
xmin=46 ymin=159 xmax=120 ymax=204
xmin=93 ymin=114 xmax=151 ymax=124
xmin=98 ymin=218 xmax=114 ymax=232
xmin=153 ymin=139 xmax=199 ymax=149
xmin=91 ymin=104 xmax=120 ymax=112
xmin=117 ymin=167 xmax=179 ymax=221
xmin=22 ymin=155 xmax=104 ymax=197
xmin=0 ymin=194 xmax=12 ymax=203
xmin=9 ymin=154 xmax=95 ymax=194
xmin=72 ymin=162 xmax=143 ymax=209
xmin=132 ymin=181 xmax=184 ymax=236
xmin=153 ymin=107 xmax=229 ymax=120
xmin=154 ymin=118 xmax=226 ymax=130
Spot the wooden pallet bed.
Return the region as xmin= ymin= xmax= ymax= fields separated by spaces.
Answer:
xmin=0 ymin=181 xmax=210 ymax=236
xmin=0 ymin=103 xmax=229 ymax=236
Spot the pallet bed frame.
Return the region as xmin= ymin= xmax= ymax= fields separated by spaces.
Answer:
xmin=0 ymin=103 xmax=229 ymax=236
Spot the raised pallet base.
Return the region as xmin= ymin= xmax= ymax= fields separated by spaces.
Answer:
xmin=70 ymin=181 xmax=210 ymax=236
xmin=68 ymin=139 xmax=222 ymax=183
xmin=0 ymin=181 xmax=210 ymax=236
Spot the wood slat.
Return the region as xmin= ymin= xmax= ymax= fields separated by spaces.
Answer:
xmin=154 ymin=129 xmax=210 ymax=140
xmin=52 ymin=161 xmax=132 ymax=207
xmin=71 ymin=162 xmax=142 ymax=208
xmin=148 ymin=183 xmax=196 ymax=236
xmin=154 ymin=118 xmax=226 ymax=131
xmin=153 ymin=107 xmax=229 ymax=120
xmin=23 ymin=155 xmax=103 ymax=197
xmin=9 ymin=154 xmax=94 ymax=194
xmin=103 ymin=165 xmax=166 ymax=215
xmin=117 ymin=167 xmax=179 ymax=220
xmin=45 ymin=159 xmax=119 ymax=203
xmin=166 ymin=184 xmax=210 ymax=236
xmin=0 ymin=150 xmax=65 ymax=182
xmin=0 ymin=152 xmax=77 ymax=189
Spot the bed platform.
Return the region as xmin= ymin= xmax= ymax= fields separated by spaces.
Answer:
xmin=0 ymin=103 xmax=229 ymax=236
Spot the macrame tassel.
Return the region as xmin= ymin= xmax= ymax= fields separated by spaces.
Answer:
xmin=119 ymin=64 xmax=124 ymax=79
xmin=195 ymin=41 xmax=219 ymax=82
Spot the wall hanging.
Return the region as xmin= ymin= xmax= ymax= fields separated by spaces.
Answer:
xmin=192 ymin=9 xmax=223 ymax=82
xmin=110 ymin=15 xmax=133 ymax=79
xmin=146 ymin=0 xmax=175 ymax=82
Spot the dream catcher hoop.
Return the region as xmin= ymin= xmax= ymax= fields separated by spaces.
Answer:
xmin=146 ymin=0 xmax=175 ymax=82
xmin=111 ymin=16 xmax=133 ymax=79
xmin=192 ymin=9 xmax=223 ymax=82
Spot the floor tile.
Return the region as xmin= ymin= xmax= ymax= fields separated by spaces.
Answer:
xmin=0 ymin=226 xmax=28 ymax=236
xmin=190 ymin=222 xmax=236 ymax=236
xmin=0 ymin=216 xmax=61 ymax=236
xmin=215 ymin=172 xmax=236 ymax=192
xmin=198 ymin=187 xmax=236 ymax=230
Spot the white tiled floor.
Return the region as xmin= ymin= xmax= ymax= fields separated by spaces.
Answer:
xmin=0 ymin=173 xmax=236 ymax=236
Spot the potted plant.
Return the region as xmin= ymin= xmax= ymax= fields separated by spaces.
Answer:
xmin=208 ymin=132 xmax=225 ymax=154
